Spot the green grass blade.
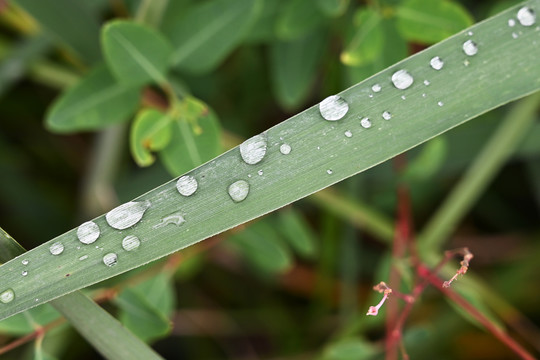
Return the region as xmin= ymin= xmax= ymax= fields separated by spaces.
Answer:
xmin=1 ymin=0 xmax=540 ymax=320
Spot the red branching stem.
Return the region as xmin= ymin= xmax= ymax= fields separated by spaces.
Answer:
xmin=442 ymin=247 xmax=474 ymax=288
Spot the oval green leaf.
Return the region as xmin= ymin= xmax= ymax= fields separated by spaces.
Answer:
xmin=317 ymin=0 xmax=349 ymax=17
xmin=130 ymin=109 xmax=173 ymax=167
xmin=275 ymin=0 xmax=327 ymax=40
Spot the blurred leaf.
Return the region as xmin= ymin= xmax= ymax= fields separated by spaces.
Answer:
xmin=276 ymin=0 xmax=326 ymax=40
xmin=102 ymin=20 xmax=173 ymax=86
xmin=396 ymin=0 xmax=474 ymax=44
xmin=278 ymin=209 xmax=318 ymax=258
xmin=13 ymin=0 xmax=101 ymax=63
xmin=130 ymin=109 xmax=173 ymax=167
xmin=324 ymin=338 xmax=378 ymax=360
xmin=341 ymin=8 xmax=384 ymax=66
xmin=134 ymin=0 xmax=169 ymax=28
xmin=230 ymin=220 xmax=293 ymax=273
xmin=46 ymin=66 xmax=140 ymax=133
xmin=488 ymin=0 xmax=525 ymax=17
xmin=270 ymin=29 xmax=326 ymax=109
xmin=243 ymin=0 xmax=283 ymax=43
xmin=317 ymin=0 xmax=349 ymax=17
xmin=0 ymin=303 xmax=60 ymax=335
xmin=115 ymin=273 xmax=174 ymax=342
xmin=0 ymin=228 xmax=26 ymax=265
xmin=164 ymin=0 xmax=261 ymax=74
xmin=402 ymin=137 xmax=448 ymax=182
xmin=160 ymin=98 xmax=221 ymax=176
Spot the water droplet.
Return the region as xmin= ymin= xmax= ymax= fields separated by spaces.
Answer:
xmin=22 ymin=259 xmax=29 ymax=266
xmin=464 ymin=59 xmax=470 ymax=66
xmin=401 ymin=95 xmax=406 ymax=100
xmin=508 ymin=18 xmax=516 ymax=27
xmin=0 ymin=289 xmax=15 ymax=304
xmin=430 ymin=56 xmax=444 ymax=70
xmin=122 ymin=235 xmax=140 ymax=251
xmin=228 ymin=180 xmax=250 ymax=202
xmin=279 ymin=143 xmax=291 ymax=155
xmin=512 ymin=32 xmax=519 ymax=39
xmin=103 ymin=253 xmax=118 ymax=267
xmin=153 ymin=212 xmax=186 ymax=229
xmin=319 ymin=95 xmax=349 ymax=121
xmin=368 ymin=94 xmax=374 ymax=98
xmin=467 ymin=31 xmax=473 ymax=36
xmin=21 ymin=271 xmax=28 ymax=277
xmin=106 ymin=201 xmax=151 ymax=230
xmin=391 ymin=70 xmax=414 ymax=90
xmin=79 ymin=255 xmax=89 ymax=261
xmin=360 ymin=117 xmax=372 ymax=128
xmin=49 ymin=242 xmax=64 ymax=255
xmin=240 ymin=134 xmax=267 ymax=165
xmin=77 ymin=221 xmax=100 ymax=244
xmin=371 ymin=84 xmax=381 ymax=92
xmin=327 ymin=169 xmax=333 ymax=175
xmin=517 ymin=6 xmax=536 ymax=26
xmin=344 ymin=130 xmax=353 ymax=138
xmin=438 ymin=101 xmax=444 ymax=107
xmin=382 ymin=111 xmax=392 ymax=120
xmin=462 ymin=40 xmax=478 ymax=56
xmin=424 ymin=80 xmax=430 ymax=86
xmin=176 ymin=175 xmax=198 ymax=196
xmin=422 ymin=93 xmax=427 ymax=98
xmin=257 ymin=170 xmax=263 ymax=176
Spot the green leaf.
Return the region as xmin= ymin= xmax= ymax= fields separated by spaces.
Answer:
xmin=160 ymin=98 xmax=221 ymax=176
xmin=164 ymin=0 xmax=261 ymax=74
xmin=278 ymin=209 xmax=318 ymax=258
xmin=13 ymin=0 xmax=101 ymax=63
xmin=45 ymin=66 xmax=140 ymax=133
xmin=102 ymin=20 xmax=173 ymax=86
xmin=270 ymin=30 xmax=326 ymax=109
xmin=324 ymin=338 xmax=378 ymax=360
xmin=115 ymin=273 xmax=174 ymax=342
xmin=130 ymin=109 xmax=173 ymax=167
xmin=317 ymin=0 xmax=349 ymax=17
xmin=275 ymin=0 xmax=327 ymax=40
xmin=243 ymin=0 xmax=283 ymax=43
xmin=396 ymin=0 xmax=474 ymax=44
xmin=0 ymin=228 xmax=26 ymax=265
xmin=0 ymin=303 xmax=60 ymax=335
xmin=341 ymin=8 xmax=384 ymax=66
xmin=402 ymin=137 xmax=448 ymax=182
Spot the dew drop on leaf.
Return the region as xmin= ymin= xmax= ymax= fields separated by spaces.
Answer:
xmin=0 ymin=289 xmax=15 ymax=304
xmin=103 ymin=253 xmax=118 ymax=267
xmin=319 ymin=95 xmax=349 ymax=121
xmin=430 ymin=56 xmax=444 ymax=70
xmin=517 ymin=6 xmax=536 ymax=26
xmin=424 ymin=80 xmax=430 ymax=86
xmin=22 ymin=259 xmax=29 ymax=265
xmin=122 ymin=235 xmax=141 ymax=251
xmin=21 ymin=271 xmax=28 ymax=277
xmin=153 ymin=212 xmax=186 ymax=229
xmin=344 ymin=130 xmax=353 ymax=138
xmin=106 ymin=201 xmax=151 ymax=230
xmin=79 ymin=255 xmax=89 ymax=261
xmin=228 ymin=180 xmax=250 ymax=202
xmin=438 ymin=101 xmax=444 ymax=107
xmin=240 ymin=134 xmax=267 ymax=165
xmin=77 ymin=221 xmax=100 ymax=244
xmin=280 ymin=143 xmax=291 ymax=155
xmin=360 ymin=117 xmax=372 ymax=128
xmin=257 ymin=170 xmax=263 ymax=176
xmin=382 ymin=111 xmax=392 ymax=120
xmin=372 ymin=84 xmax=381 ymax=92
xmin=462 ymin=40 xmax=478 ymax=56
xmin=391 ymin=70 xmax=414 ymax=90
xmin=327 ymin=169 xmax=333 ymax=175
xmin=508 ymin=19 xmax=516 ymax=27
xmin=176 ymin=175 xmax=198 ymax=197
xmin=49 ymin=242 xmax=64 ymax=255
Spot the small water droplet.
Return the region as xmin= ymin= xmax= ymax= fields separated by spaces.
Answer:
xmin=279 ymin=143 xmax=291 ymax=155
xmin=103 ymin=253 xmax=118 ymax=267
xmin=78 ymin=221 xmax=100 ymax=244
xmin=422 ymin=93 xmax=427 ymax=98
xmin=106 ymin=201 xmax=151 ymax=230
xmin=0 ymin=289 xmax=15 ymax=304
xmin=344 ymin=130 xmax=352 ymax=138
xmin=122 ymin=235 xmax=140 ymax=251
xmin=467 ymin=31 xmax=473 ymax=36
xmin=153 ymin=212 xmax=186 ymax=229
xmin=228 ymin=180 xmax=250 ymax=202
xmin=437 ymin=101 xmax=444 ymax=107
xmin=508 ymin=18 xmax=516 ymax=27
xmin=424 ymin=80 xmax=430 ymax=86
xmin=391 ymin=70 xmax=414 ymax=90
xmin=327 ymin=169 xmax=333 ymax=175
xmin=517 ymin=6 xmax=536 ymax=26
xmin=317 ymin=146 xmax=321 ymax=150
xmin=462 ymin=40 xmax=478 ymax=56
xmin=371 ymin=84 xmax=381 ymax=92
xmin=50 ymin=242 xmax=64 ymax=256
xmin=430 ymin=56 xmax=444 ymax=70
xmin=21 ymin=271 xmax=28 ymax=277
xmin=512 ymin=32 xmax=519 ymax=39
xmin=382 ymin=111 xmax=392 ymax=120
xmin=401 ymin=95 xmax=406 ymax=100
xmin=79 ymin=255 xmax=89 ymax=261
xmin=257 ymin=170 xmax=263 ymax=176
xmin=464 ymin=59 xmax=470 ymax=66
xmin=240 ymin=134 xmax=268 ymax=165
xmin=176 ymin=175 xmax=198 ymax=196
xmin=22 ymin=259 xmax=29 ymax=266
xmin=360 ymin=117 xmax=372 ymax=128
xmin=368 ymin=94 xmax=374 ymax=98
xmin=319 ymin=95 xmax=349 ymax=121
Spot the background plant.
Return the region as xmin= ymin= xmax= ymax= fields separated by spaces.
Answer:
xmin=0 ymin=0 xmax=539 ymax=359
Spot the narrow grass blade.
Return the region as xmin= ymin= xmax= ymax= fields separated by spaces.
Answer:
xmin=1 ymin=1 xmax=539 ymax=320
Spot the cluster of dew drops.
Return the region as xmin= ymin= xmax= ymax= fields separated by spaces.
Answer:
xmin=0 ymin=5 xmax=537 ymax=306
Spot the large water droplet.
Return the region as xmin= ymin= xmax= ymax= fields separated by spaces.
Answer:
xmin=280 ymin=143 xmax=291 ymax=155
xmin=22 ymin=259 xmax=29 ymax=265
xmin=176 ymin=175 xmax=198 ymax=197
xmin=319 ymin=95 xmax=349 ymax=121
xmin=430 ymin=56 xmax=444 ymax=70
xmin=153 ymin=212 xmax=186 ymax=229
xmin=517 ymin=6 xmax=536 ymax=26
xmin=371 ymin=84 xmax=381 ymax=93
xmin=240 ymin=134 xmax=268 ymax=165
xmin=122 ymin=235 xmax=140 ymax=251
xmin=391 ymin=70 xmax=414 ymax=90
xmin=77 ymin=221 xmax=100 ymax=244
xmin=382 ymin=111 xmax=392 ymax=120
xmin=50 ymin=242 xmax=64 ymax=255
xmin=103 ymin=253 xmax=118 ymax=267
xmin=462 ymin=40 xmax=478 ymax=56
xmin=360 ymin=117 xmax=372 ymax=129
xmin=228 ymin=180 xmax=250 ymax=202
xmin=106 ymin=201 xmax=151 ymax=230
xmin=0 ymin=289 xmax=15 ymax=304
